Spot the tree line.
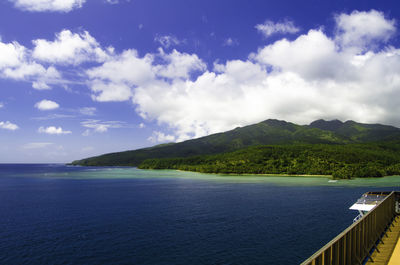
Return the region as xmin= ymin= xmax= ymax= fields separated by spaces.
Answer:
xmin=138 ymin=142 xmax=400 ymax=179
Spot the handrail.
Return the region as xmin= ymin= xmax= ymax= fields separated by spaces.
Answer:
xmin=353 ymin=213 xmax=363 ymax=223
xmin=301 ymin=191 xmax=396 ymax=265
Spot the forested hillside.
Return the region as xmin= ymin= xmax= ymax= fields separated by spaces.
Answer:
xmin=71 ymin=119 xmax=400 ymax=168
xmin=139 ymin=142 xmax=400 ymax=178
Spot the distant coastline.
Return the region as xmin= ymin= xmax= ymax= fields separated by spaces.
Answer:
xmin=72 ymin=119 xmax=400 ymax=180
xmin=174 ymin=169 xmax=331 ymax=178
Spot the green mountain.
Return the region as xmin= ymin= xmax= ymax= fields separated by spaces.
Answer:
xmin=139 ymin=142 xmax=400 ymax=178
xmin=308 ymin=119 xmax=400 ymax=142
xmin=70 ymin=119 xmax=400 ymax=167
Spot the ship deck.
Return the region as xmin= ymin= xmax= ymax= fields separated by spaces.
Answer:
xmin=366 ymin=215 xmax=400 ymax=265
xmin=301 ymin=191 xmax=400 ymax=265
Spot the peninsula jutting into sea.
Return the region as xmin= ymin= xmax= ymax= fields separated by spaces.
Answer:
xmin=71 ymin=119 xmax=400 ymax=179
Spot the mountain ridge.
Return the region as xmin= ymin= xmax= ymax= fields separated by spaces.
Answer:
xmin=70 ymin=119 xmax=400 ymax=167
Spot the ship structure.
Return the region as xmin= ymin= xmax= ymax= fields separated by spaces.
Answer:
xmin=302 ymin=191 xmax=400 ymax=265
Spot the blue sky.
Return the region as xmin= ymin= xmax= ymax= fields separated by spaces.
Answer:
xmin=1 ymin=0 xmax=400 ymax=163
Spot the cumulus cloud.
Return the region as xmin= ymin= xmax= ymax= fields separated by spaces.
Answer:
xmin=89 ymin=80 xmax=134 ymax=102
xmin=86 ymin=48 xmax=206 ymax=101
xmin=335 ymin=10 xmax=396 ymax=51
xmin=154 ymin=35 xmax=183 ymax=48
xmin=0 ymin=39 xmax=61 ymax=89
xmin=10 ymin=0 xmax=86 ymax=12
xmin=117 ymin=10 xmax=400 ymax=141
xmin=38 ymin=126 xmax=71 ymax=134
xmin=0 ymin=121 xmax=19 ymax=130
xmin=155 ymin=48 xmax=207 ymax=79
xmin=255 ymin=19 xmax=300 ymax=37
xmin=2 ymin=9 xmax=399 ymax=144
xmin=250 ymin=29 xmax=341 ymax=80
xmin=86 ymin=49 xmax=154 ymax=102
xmin=133 ymin=60 xmax=274 ymax=141
xmin=35 ymin=99 xmax=60 ymax=110
xmin=32 ymin=30 xmax=113 ymax=65
xmin=148 ymin=131 xmax=175 ymax=143
xmin=0 ymin=40 xmax=25 ymax=68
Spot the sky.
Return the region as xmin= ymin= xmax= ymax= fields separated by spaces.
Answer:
xmin=1 ymin=0 xmax=400 ymax=163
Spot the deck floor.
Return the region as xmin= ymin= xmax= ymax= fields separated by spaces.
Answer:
xmin=366 ymin=216 xmax=400 ymax=265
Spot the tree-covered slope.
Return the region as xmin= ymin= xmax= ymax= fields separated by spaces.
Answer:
xmin=309 ymin=119 xmax=400 ymax=142
xmin=139 ymin=142 xmax=400 ymax=178
xmin=71 ymin=119 xmax=400 ymax=167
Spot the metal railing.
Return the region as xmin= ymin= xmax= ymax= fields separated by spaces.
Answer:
xmin=301 ymin=191 xmax=397 ymax=265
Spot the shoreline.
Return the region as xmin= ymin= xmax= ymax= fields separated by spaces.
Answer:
xmin=174 ymin=169 xmax=331 ymax=178
xmin=70 ymin=164 xmax=398 ymax=180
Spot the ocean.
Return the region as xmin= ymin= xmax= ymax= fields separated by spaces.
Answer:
xmin=1 ymin=164 xmax=399 ymax=265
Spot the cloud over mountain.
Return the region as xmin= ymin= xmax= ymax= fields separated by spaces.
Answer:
xmin=0 ymin=9 xmax=399 ymax=144
xmin=81 ymin=9 xmax=399 ymax=142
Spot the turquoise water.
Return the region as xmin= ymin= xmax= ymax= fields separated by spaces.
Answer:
xmin=18 ymin=165 xmax=400 ymax=187
xmin=1 ymin=164 xmax=399 ymax=264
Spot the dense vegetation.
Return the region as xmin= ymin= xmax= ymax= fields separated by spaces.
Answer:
xmin=71 ymin=119 xmax=400 ymax=167
xmin=71 ymin=119 xmax=400 ymax=178
xmin=139 ymin=142 xmax=400 ymax=179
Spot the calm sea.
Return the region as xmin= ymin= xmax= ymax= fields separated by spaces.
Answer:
xmin=1 ymin=164 xmax=400 ymax=265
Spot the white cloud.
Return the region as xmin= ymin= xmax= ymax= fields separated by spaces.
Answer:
xmin=32 ymin=30 xmax=112 ymax=65
xmin=79 ymin=107 xmax=96 ymax=116
xmin=87 ymin=50 xmax=154 ymax=84
xmin=154 ymin=49 xmax=207 ymax=79
xmin=223 ymin=38 xmax=239 ymax=47
xmin=250 ymin=29 xmax=341 ymax=80
xmin=38 ymin=126 xmax=71 ymax=134
xmin=81 ymin=119 xmax=125 ymax=135
xmin=22 ymin=142 xmax=53 ymax=149
xmin=32 ymin=80 xmax=51 ymax=90
xmin=335 ymin=10 xmax=396 ymax=51
xmin=255 ymin=19 xmax=300 ymax=37
xmin=0 ymin=121 xmax=19 ymax=130
xmin=139 ymin=123 xmax=145 ymax=128
xmin=128 ymin=10 xmax=400 ymax=141
xmin=0 ymin=102 xmax=3 ymax=108
xmin=0 ymin=39 xmax=61 ymax=89
xmin=148 ymin=131 xmax=175 ymax=143
xmin=35 ymin=99 xmax=60 ymax=110
xmin=0 ymin=40 xmax=25 ymax=68
xmin=87 ymin=49 xmax=154 ymax=101
xmin=1 ymin=9 xmax=398 ymax=145
xmin=10 ymin=0 xmax=86 ymax=12
xmin=154 ymin=35 xmax=182 ymax=48
xmin=89 ymin=80 xmax=134 ymax=102
xmin=133 ymin=60 xmax=272 ymax=141
xmin=86 ymin=49 xmax=206 ymax=102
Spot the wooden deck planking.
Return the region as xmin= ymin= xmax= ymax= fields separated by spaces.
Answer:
xmin=366 ymin=216 xmax=400 ymax=265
